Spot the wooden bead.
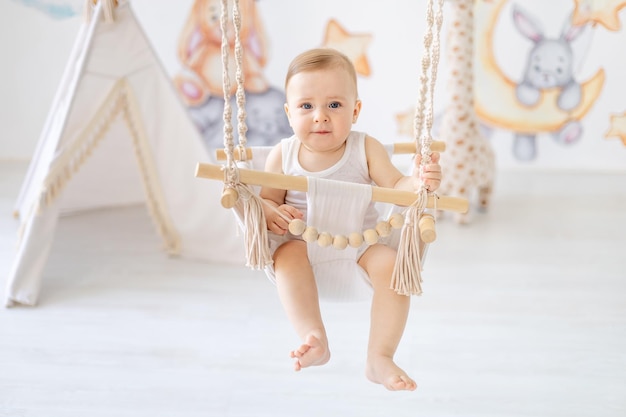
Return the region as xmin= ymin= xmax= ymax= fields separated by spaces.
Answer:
xmin=363 ymin=229 xmax=379 ymax=246
xmin=348 ymin=232 xmax=364 ymax=248
xmin=302 ymin=227 xmax=318 ymax=243
xmin=419 ymin=213 xmax=437 ymax=243
xmin=288 ymin=219 xmax=306 ymax=236
xmin=317 ymin=232 xmax=332 ymax=247
xmin=375 ymin=220 xmax=392 ymax=237
xmin=389 ymin=213 xmax=404 ymax=229
xmin=220 ymin=187 xmax=238 ymax=209
xmin=332 ymin=235 xmax=348 ymax=250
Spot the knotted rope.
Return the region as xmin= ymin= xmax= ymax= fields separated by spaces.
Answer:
xmin=219 ymin=0 xmax=271 ymax=269
xmin=391 ymin=0 xmax=444 ymax=296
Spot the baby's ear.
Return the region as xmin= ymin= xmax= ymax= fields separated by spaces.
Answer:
xmin=284 ymin=103 xmax=292 ymax=123
xmin=352 ymin=100 xmax=362 ymax=123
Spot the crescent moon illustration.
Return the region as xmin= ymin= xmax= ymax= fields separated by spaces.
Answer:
xmin=474 ymin=0 xmax=605 ymax=133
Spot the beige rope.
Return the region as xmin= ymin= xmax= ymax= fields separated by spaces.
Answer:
xmin=219 ymin=0 xmax=271 ymax=269
xmin=392 ymin=0 xmax=444 ymax=296
xmin=231 ymin=0 xmax=248 ymax=150
xmin=415 ymin=0 xmax=444 ymax=167
xmin=423 ymin=0 xmax=444 ymax=165
xmin=220 ymin=0 xmax=235 ymax=182
xmin=83 ymin=0 xmax=117 ymax=24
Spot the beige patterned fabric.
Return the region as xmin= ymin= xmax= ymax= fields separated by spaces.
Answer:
xmin=438 ymin=0 xmax=496 ymax=223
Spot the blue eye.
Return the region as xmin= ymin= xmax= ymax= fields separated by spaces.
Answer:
xmin=329 ymin=102 xmax=341 ymax=109
xmin=302 ymin=103 xmax=312 ymax=109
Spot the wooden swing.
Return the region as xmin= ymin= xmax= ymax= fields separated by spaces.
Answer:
xmin=195 ymin=0 xmax=468 ymax=297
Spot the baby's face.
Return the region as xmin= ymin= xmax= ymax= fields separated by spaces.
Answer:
xmin=284 ymin=67 xmax=361 ymax=155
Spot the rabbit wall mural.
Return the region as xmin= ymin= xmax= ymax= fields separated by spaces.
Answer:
xmin=511 ymin=4 xmax=590 ymax=160
xmin=392 ymin=0 xmax=624 ymax=168
xmin=471 ymin=0 xmax=626 ymax=161
xmin=172 ymin=0 xmax=376 ymax=154
xmin=5 ymin=0 xmax=624 ymax=169
xmin=474 ymin=0 xmax=606 ymax=161
xmin=174 ymin=0 xmax=292 ymax=152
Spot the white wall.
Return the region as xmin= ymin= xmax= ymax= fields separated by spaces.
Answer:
xmin=2 ymin=0 xmax=625 ymax=172
xmin=0 ymin=1 xmax=80 ymax=160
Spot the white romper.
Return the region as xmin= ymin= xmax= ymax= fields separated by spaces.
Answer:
xmin=265 ymin=131 xmax=382 ymax=300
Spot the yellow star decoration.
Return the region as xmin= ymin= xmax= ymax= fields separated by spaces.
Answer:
xmin=573 ymin=0 xmax=626 ymax=31
xmin=395 ymin=108 xmax=415 ymax=137
xmin=605 ymin=112 xmax=626 ymax=146
xmin=322 ymin=19 xmax=373 ymax=76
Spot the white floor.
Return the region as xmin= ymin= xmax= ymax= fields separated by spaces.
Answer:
xmin=1 ymin=160 xmax=625 ymax=417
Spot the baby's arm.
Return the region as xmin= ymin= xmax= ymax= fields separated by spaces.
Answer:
xmin=365 ymin=135 xmax=441 ymax=193
xmin=259 ymin=144 xmax=303 ymax=235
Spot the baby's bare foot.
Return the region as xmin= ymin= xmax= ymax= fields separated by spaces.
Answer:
xmin=366 ymin=355 xmax=417 ymax=391
xmin=289 ymin=333 xmax=330 ymax=371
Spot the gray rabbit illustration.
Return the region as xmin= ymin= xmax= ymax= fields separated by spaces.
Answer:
xmin=512 ymin=4 xmax=586 ymax=160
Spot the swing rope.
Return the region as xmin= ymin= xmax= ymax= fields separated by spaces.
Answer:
xmin=219 ymin=0 xmax=272 ymax=270
xmin=391 ymin=0 xmax=444 ymax=296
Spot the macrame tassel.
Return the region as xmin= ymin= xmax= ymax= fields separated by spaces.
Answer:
xmin=122 ymin=81 xmax=181 ymax=255
xmin=83 ymin=0 xmax=92 ymax=22
xmin=102 ymin=0 xmax=116 ymax=23
xmin=390 ymin=190 xmax=428 ymax=296
xmin=236 ymin=185 xmax=272 ymax=270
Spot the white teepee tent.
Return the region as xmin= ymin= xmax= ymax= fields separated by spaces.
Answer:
xmin=5 ymin=0 xmax=244 ymax=307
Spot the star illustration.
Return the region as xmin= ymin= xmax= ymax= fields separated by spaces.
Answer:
xmin=395 ymin=108 xmax=415 ymax=137
xmin=605 ymin=111 xmax=626 ymax=146
xmin=573 ymin=0 xmax=626 ymax=31
xmin=322 ymin=19 xmax=373 ymax=76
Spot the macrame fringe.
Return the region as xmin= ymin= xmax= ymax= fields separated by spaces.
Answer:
xmin=121 ymin=81 xmax=181 ymax=255
xmin=36 ymin=80 xmax=125 ymax=215
xmin=32 ymin=79 xmax=181 ymax=255
xmin=84 ymin=0 xmax=117 ymax=24
xmin=83 ymin=0 xmax=92 ymax=23
xmin=101 ymin=0 xmax=116 ymax=23
xmin=234 ymin=185 xmax=272 ymax=270
xmin=390 ymin=190 xmax=428 ymax=296
xmin=393 ymin=0 xmax=443 ymax=297
xmin=218 ymin=0 xmax=270 ymax=270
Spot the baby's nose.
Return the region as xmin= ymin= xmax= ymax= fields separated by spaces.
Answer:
xmin=314 ymin=110 xmax=329 ymax=122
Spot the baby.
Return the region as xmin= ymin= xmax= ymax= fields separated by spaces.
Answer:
xmin=259 ymin=48 xmax=442 ymax=391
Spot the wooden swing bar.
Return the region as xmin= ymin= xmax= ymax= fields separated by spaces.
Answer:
xmin=195 ymin=162 xmax=469 ymax=213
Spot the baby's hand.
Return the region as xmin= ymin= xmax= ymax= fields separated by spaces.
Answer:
xmin=266 ymin=204 xmax=303 ymax=235
xmin=414 ymin=151 xmax=442 ymax=192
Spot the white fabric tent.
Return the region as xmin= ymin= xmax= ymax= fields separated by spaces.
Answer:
xmin=5 ymin=0 xmax=244 ymax=307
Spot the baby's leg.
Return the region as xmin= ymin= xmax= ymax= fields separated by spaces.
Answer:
xmin=359 ymin=244 xmax=416 ymax=391
xmin=273 ymin=240 xmax=330 ymax=371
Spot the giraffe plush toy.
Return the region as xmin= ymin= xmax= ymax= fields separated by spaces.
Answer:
xmin=438 ymin=0 xmax=495 ymax=224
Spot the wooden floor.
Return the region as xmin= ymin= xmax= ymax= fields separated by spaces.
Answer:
xmin=1 ymin=160 xmax=625 ymax=417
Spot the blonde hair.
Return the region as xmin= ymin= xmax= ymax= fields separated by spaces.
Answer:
xmin=285 ymin=48 xmax=358 ymax=96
